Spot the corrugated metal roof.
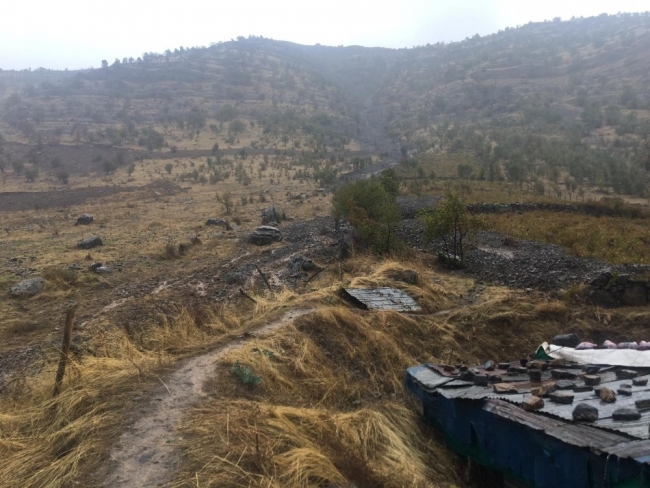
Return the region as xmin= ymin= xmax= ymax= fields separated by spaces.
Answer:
xmin=410 ymin=363 xmax=650 ymax=442
xmin=342 ymin=287 xmax=421 ymax=312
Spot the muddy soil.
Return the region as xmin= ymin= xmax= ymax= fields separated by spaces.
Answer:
xmin=100 ymin=308 xmax=311 ymax=487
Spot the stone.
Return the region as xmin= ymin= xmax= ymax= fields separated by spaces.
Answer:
xmin=75 ymin=213 xmax=94 ymax=226
xmin=493 ymin=383 xmax=518 ymax=394
xmin=9 ymin=277 xmax=45 ymax=298
xmin=584 ymin=375 xmax=601 ymax=386
xmin=612 ymin=408 xmax=641 ymax=421
xmin=621 ymin=286 xmax=647 ymax=306
xmin=287 ymin=255 xmax=316 ymax=276
xmin=528 ymin=370 xmax=542 ymax=382
xmin=507 ymin=366 xmax=527 ymax=375
xmin=573 ymin=403 xmax=599 ymax=422
xmin=249 ymin=226 xmax=282 ymax=246
xmin=551 ymin=369 xmax=577 ymax=379
xmin=488 ymin=375 xmax=503 ymax=383
xmin=89 ymin=262 xmax=103 ymax=271
xmin=616 ymin=369 xmax=638 ymax=380
xmin=205 ymin=218 xmax=230 ymax=229
xmin=633 ymin=378 xmax=648 ymax=387
xmin=618 ymin=384 xmax=633 ymax=396
xmin=527 ymin=361 xmax=546 ymax=370
xmin=635 ymin=399 xmax=650 ymax=409
xmin=573 ymin=385 xmax=593 ymax=393
xmin=552 ymin=333 xmax=580 ymax=348
xmin=388 ymin=269 xmax=419 ymax=285
xmin=480 ymin=360 xmax=496 ymax=371
xmin=473 ymin=374 xmax=489 ymax=387
xmin=95 ymin=266 xmax=112 ymax=275
xmin=522 ymin=396 xmax=545 ymax=412
xmin=460 ymin=371 xmax=475 ymax=382
xmin=599 ymin=387 xmax=617 ymax=403
xmin=497 ymin=362 xmax=511 ymax=370
xmin=77 ymin=236 xmax=103 ymax=249
xmin=556 ymin=380 xmax=576 ymax=390
xmin=532 ymin=384 xmax=556 ymax=397
xmin=584 ymin=366 xmax=600 ymax=375
xmin=261 ymin=206 xmax=278 ymax=225
xmin=549 ymin=391 xmax=574 ymax=404
xmin=589 ymin=290 xmax=616 ymax=307
xmin=591 ymin=271 xmax=612 ymax=287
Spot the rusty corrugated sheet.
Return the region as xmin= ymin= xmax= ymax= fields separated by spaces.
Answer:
xmin=342 ymin=287 xmax=421 ymax=312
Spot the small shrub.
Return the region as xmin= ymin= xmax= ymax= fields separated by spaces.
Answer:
xmin=230 ymin=361 xmax=261 ymax=387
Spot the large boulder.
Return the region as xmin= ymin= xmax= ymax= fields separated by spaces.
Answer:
xmin=621 ymin=286 xmax=647 ymax=307
xmin=588 ymin=290 xmax=616 ymax=308
xmin=288 ymin=255 xmax=316 ymax=276
xmin=75 ymin=213 xmax=94 ymax=226
xmin=551 ymin=333 xmax=581 ymax=348
xmin=261 ymin=206 xmax=278 ymax=225
xmin=10 ymin=277 xmax=45 ymax=298
xmin=249 ymin=226 xmax=282 ymax=246
xmin=77 ymin=236 xmax=103 ymax=249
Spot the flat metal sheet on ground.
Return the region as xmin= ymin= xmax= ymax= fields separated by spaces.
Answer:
xmin=342 ymin=287 xmax=421 ymax=312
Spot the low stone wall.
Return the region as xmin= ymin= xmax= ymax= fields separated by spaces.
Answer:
xmin=588 ymin=271 xmax=650 ymax=307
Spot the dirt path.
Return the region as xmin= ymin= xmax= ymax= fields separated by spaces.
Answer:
xmin=102 ymin=308 xmax=311 ymax=487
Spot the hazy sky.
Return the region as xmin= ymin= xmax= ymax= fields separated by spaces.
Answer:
xmin=1 ymin=0 xmax=648 ymax=70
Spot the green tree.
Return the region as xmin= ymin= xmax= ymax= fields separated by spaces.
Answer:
xmin=57 ymin=170 xmax=69 ymax=184
xmin=332 ymin=180 xmax=402 ymax=254
xmin=164 ymin=163 xmax=174 ymax=174
xmin=12 ymin=161 xmax=24 ymax=175
xmin=420 ymin=192 xmax=483 ymax=265
xmin=25 ymin=167 xmax=38 ymax=182
xmin=211 ymin=142 xmax=220 ymax=155
xmin=228 ymin=119 xmax=246 ymax=135
xmin=218 ymin=191 xmax=233 ymax=214
xmin=379 ymin=168 xmax=400 ymax=197
xmin=127 ymin=163 xmax=135 ymax=176
xmin=457 ymin=164 xmax=473 ymax=182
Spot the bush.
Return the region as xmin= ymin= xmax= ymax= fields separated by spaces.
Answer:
xmin=230 ymin=361 xmax=261 ymax=387
xmin=332 ymin=179 xmax=401 ymax=254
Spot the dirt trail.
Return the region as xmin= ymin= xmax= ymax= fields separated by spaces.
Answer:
xmin=102 ymin=308 xmax=311 ymax=487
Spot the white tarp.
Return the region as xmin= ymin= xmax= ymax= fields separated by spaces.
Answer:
xmin=543 ymin=342 xmax=650 ymax=367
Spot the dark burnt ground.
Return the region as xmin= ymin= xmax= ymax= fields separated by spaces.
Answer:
xmin=0 ymin=180 xmax=183 ymax=212
xmin=398 ymin=218 xmax=650 ymax=292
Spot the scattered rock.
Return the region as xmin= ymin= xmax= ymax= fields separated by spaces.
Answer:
xmin=551 ymin=369 xmax=577 ymax=379
xmin=261 ymin=206 xmax=278 ymax=225
xmin=633 ymin=378 xmax=648 ymax=387
xmin=552 ymin=333 xmax=581 ymax=348
xmin=77 ymin=236 xmax=103 ymax=249
xmin=287 ymin=255 xmax=316 ymax=276
xmin=572 ymin=403 xmax=599 ymax=422
xmin=621 ymin=286 xmax=647 ymax=306
xmin=589 ymin=290 xmax=616 ymax=307
xmin=599 ymin=387 xmax=617 ymax=403
xmin=89 ymin=262 xmax=103 ymax=271
xmin=75 ymin=213 xmax=94 ymax=226
xmin=9 ymin=277 xmax=45 ymax=298
xmin=473 ymin=374 xmax=489 ymax=386
xmin=96 ymin=266 xmax=112 ymax=275
xmin=612 ymin=408 xmax=641 ymax=421
xmin=480 ymin=360 xmax=496 ymax=371
xmin=573 ymin=385 xmax=593 ymax=393
xmin=249 ymin=226 xmax=282 ymax=246
xmin=618 ymin=384 xmax=633 ymax=396
xmin=616 ymin=369 xmax=638 ymax=380
xmin=584 ymin=375 xmax=601 ymax=386
xmin=205 ymin=218 xmax=230 ymax=229
xmin=522 ymin=396 xmax=545 ymax=411
xmin=549 ymin=391 xmax=574 ymax=404
xmin=635 ymin=399 xmax=650 ymax=409
xmin=531 ymin=384 xmax=556 ymax=397
xmin=493 ymin=383 xmax=518 ymax=394
xmin=556 ymin=380 xmax=576 ymax=390
xmin=528 ymin=370 xmax=542 ymax=381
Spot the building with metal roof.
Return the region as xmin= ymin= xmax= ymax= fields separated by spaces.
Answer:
xmin=406 ymin=351 xmax=650 ymax=487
